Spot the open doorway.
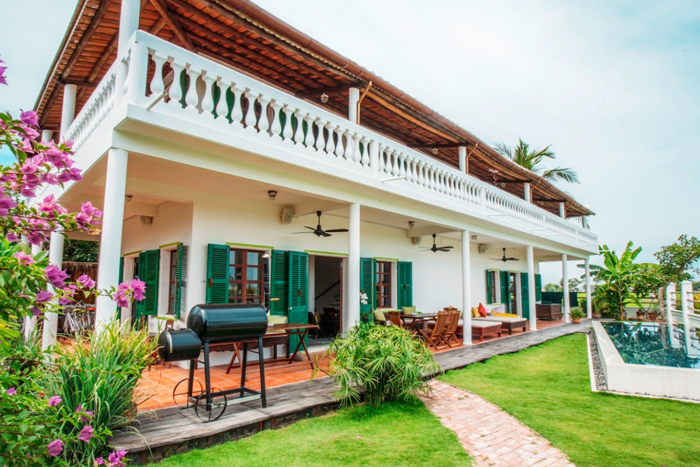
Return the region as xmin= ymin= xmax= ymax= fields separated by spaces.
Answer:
xmin=508 ymin=272 xmax=520 ymax=315
xmin=309 ymin=255 xmax=343 ymax=346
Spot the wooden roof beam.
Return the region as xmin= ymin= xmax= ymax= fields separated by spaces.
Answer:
xmin=60 ymin=0 xmax=113 ymax=79
xmin=408 ymin=142 xmax=471 ymax=149
xmin=58 ymin=79 xmax=99 ymax=89
xmin=150 ymin=0 xmax=197 ymax=53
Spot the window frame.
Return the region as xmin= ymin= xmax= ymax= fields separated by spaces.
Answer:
xmin=228 ymin=248 xmax=265 ymax=304
xmin=376 ymin=260 xmax=393 ymax=309
xmin=487 ymin=269 xmax=501 ymax=304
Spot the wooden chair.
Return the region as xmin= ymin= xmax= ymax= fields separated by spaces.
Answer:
xmin=386 ymin=311 xmax=416 ymax=335
xmin=419 ymin=311 xmax=449 ymax=350
xmin=442 ymin=310 xmax=461 ymax=347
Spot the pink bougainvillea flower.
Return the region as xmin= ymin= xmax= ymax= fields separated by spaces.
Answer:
xmin=6 ymin=232 xmax=19 ymax=242
xmin=107 ymin=450 xmax=128 ymax=466
xmin=47 ymin=439 xmax=64 ymax=457
xmin=45 ymin=265 xmax=69 ymax=288
xmin=94 ymin=458 xmax=105 ymax=466
xmin=78 ymin=425 xmax=94 ymax=442
xmin=31 ymin=307 xmax=41 ymax=317
xmin=48 ymin=395 xmax=62 ymax=406
xmin=77 ymin=274 xmax=96 ymax=289
xmin=130 ymin=278 xmax=146 ymax=301
xmin=115 ymin=283 xmax=130 ymax=308
xmin=7 ymin=387 xmax=16 ymax=395
xmin=13 ymin=251 xmax=35 ymax=265
xmin=36 ymin=291 xmax=53 ymax=303
xmin=0 ymin=65 xmax=6 ymax=86
xmin=76 ymin=404 xmax=94 ymax=421
xmin=19 ymin=110 xmax=39 ymax=127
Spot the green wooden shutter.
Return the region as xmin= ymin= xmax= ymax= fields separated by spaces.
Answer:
xmin=136 ymin=249 xmax=160 ymax=317
xmin=206 ymin=244 xmax=229 ymax=304
xmin=360 ymin=257 xmax=376 ymax=322
xmin=288 ymin=251 xmax=309 ymax=350
xmin=535 ymin=274 xmax=543 ymax=302
xmin=500 ymin=270 xmax=510 ymax=313
xmin=486 ymin=270 xmax=493 ymax=304
xmin=270 ymin=250 xmax=289 ymax=316
xmin=116 ymin=257 xmax=124 ymax=319
xmin=173 ymin=243 xmax=185 ymax=319
xmin=520 ymin=272 xmax=530 ymax=319
xmin=397 ymin=261 xmax=413 ymax=308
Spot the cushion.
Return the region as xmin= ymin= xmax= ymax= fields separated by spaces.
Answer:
xmin=471 ymin=308 xmax=480 ymax=318
xmin=402 ymin=306 xmax=416 ymax=315
xmin=267 ymin=314 xmax=287 ymax=334
xmin=493 ymin=312 xmax=519 ymax=318
xmin=478 ymin=303 xmax=487 ymax=318
xmin=373 ymin=309 xmax=386 ymax=322
xmin=489 ymin=304 xmax=503 ymax=314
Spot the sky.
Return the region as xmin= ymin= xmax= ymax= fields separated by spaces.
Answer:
xmin=1 ymin=0 xmax=699 ymax=284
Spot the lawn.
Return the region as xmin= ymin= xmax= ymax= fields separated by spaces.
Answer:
xmin=441 ymin=334 xmax=700 ymax=467
xmin=154 ymin=399 xmax=471 ymax=467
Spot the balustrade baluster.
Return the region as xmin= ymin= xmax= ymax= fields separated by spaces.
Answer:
xmin=314 ymin=119 xmax=326 ymax=152
xmin=360 ymin=137 xmax=370 ymax=166
xmin=184 ymin=66 xmax=201 ymax=112
xmin=378 ymin=145 xmax=386 ymax=172
xmin=214 ymin=79 xmax=229 ymax=121
xmin=245 ymin=90 xmax=260 ymax=132
xmin=302 ymin=114 xmax=313 ymax=147
xmin=324 ymin=123 xmax=335 ymax=154
xmin=230 ymin=85 xmax=244 ymax=125
xmin=334 ymin=127 xmax=345 ymax=157
xmin=167 ymin=61 xmax=184 ymax=110
xmin=201 ymin=74 xmax=216 ymax=118
xmin=344 ymin=131 xmax=355 ymax=162
xmin=281 ymin=105 xmax=294 ymax=142
xmin=258 ymin=96 xmax=272 ymax=134
xmin=149 ymin=52 xmax=166 ymax=96
xmin=269 ymin=101 xmax=282 ymax=138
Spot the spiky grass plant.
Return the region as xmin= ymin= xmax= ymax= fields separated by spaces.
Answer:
xmin=322 ymin=323 xmax=441 ymax=406
xmin=47 ymin=320 xmax=157 ymax=464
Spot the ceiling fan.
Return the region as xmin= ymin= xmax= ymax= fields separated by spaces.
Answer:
xmin=291 ymin=211 xmax=348 ymax=237
xmin=420 ymin=234 xmax=453 ymax=253
xmin=491 ymin=248 xmax=520 ymax=262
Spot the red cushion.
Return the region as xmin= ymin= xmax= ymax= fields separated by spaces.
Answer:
xmin=478 ymin=303 xmax=488 ymax=318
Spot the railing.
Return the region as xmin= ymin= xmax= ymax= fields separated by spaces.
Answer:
xmin=64 ymin=62 xmax=118 ymax=151
xmin=666 ymin=281 xmax=700 ymax=351
xmin=111 ymin=31 xmax=597 ymax=249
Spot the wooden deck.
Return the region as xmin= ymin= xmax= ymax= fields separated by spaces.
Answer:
xmin=112 ymin=320 xmax=589 ymax=464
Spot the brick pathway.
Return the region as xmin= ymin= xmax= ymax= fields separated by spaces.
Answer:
xmin=421 ymin=380 xmax=575 ymax=467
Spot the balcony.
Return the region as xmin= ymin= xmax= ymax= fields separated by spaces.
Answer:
xmin=63 ymin=31 xmax=597 ymax=253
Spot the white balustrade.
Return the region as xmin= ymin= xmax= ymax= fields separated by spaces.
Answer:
xmin=71 ymin=31 xmax=596 ymax=250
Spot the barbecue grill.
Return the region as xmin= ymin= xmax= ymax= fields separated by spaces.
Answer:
xmin=158 ymin=304 xmax=268 ymax=422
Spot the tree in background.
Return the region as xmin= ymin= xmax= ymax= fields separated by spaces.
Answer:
xmin=653 ymin=235 xmax=700 ymax=284
xmin=63 ymin=239 xmax=99 ymax=262
xmin=494 ymin=138 xmax=580 ymax=184
xmin=544 ymin=283 xmax=562 ymax=292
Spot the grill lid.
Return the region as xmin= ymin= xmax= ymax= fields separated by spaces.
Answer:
xmin=187 ymin=303 xmax=268 ymax=343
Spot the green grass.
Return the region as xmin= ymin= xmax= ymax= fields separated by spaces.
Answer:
xmin=154 ymin=399 xmax=471 ymax=467
xmin=441 ymin=334 xmax=700 ymax=467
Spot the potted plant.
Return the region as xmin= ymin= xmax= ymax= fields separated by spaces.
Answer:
xmin=648 ymin=304 xmax=660 ymax=321
xmin=569 ymin=308 xmax=585 ymax=324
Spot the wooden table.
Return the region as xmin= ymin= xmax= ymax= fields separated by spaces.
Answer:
xmin=470 ymin=321 xmax=502 ymax=342
xmin=401 ymin=312 xmax=437 ymax=330
xmin=226 ymin=323 xmax=320 ymax=373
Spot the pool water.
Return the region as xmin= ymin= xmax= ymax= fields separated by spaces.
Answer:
xmin=602 ymin=322 xmax=700 ymax=369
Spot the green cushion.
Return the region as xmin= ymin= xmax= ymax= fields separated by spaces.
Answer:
xmin=373 ymin=309 xmax=386 ymax=322
xmin=267 ymin=314 xmax=287 ymax=333
xmin=402 ymin=306 xmax=416 ymax=315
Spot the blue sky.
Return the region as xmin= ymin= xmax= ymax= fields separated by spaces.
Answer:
xmin=2 ymin=0 xmax=699 ymax=283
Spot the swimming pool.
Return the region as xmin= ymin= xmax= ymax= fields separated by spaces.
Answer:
xmin=592 ymin=321 xmax=700 ymax=401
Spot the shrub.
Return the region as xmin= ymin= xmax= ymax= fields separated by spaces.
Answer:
xmin=321 ymin=323 xmax=441 ymax=406
xmin=43 ymin=321 xmax=156 ymax=464
xmin=569 ymin=307 xmax=585 ymax=319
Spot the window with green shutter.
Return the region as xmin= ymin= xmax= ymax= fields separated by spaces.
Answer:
xmin=486 ymin=270 xmax=499 ymax=304
xmin=270 ymin=250 xmax=289 ymax=316
xmin=168 ymin=244 xmax=186 ymax=319
xmin=287 ymin=251 xmax=309 ymax=350
xmin=535 ymin=274 xmax=543 ymax=302
xmin=206 ymin=244 xmax=229 ymax=304
xmin=500 ymin=270 xmax=510 ymax=312
xmin=397 ymin=261 xmax=413 ymax=308
xmin=135 ymin=249 xmax=160 ymax=320
xmin=520 ymin=272 xmax=530 ymax=319
xmin=360 ymin=257 xmax=376 ymax=322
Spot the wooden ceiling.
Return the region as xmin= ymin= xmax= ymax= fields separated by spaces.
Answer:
xmin=34 ymin=0 xmax=593 ymax=218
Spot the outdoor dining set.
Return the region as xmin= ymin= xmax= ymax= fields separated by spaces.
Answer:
xmin=378 ymin=306 xmax=529 ymax=349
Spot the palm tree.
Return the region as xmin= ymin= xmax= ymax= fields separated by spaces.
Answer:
xmin=494 ymin=138 xmax=580 ymax=184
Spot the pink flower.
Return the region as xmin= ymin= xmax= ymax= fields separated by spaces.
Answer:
xmin=0 ymin=66 xmax=6 ymax=86
xmin=107 ymin=450 xmax=127 ymax=466
xmin=7 ymin=387 xmax=16 ymax=395
xmin=45 ymin=265 xmax=68 ymax=288
xmin=130 ymin=278 xmax=146 ymax=301
xmin=13 ymin=251 xmax=34 ymax=265
xmin=77 ymin=274 xmax=96 ymax=288
xmin=35 ymin=290 xmax=54 ymax=303
xmin=6 ymin=232 xmax=19 ymax=242
xmin=115 ymin=283 xmax=130 ymax=308
xmin=47 ymin=439 xmax=64 ymax=457
xmin=94 ymin=458 xmax=105 ymax=466
xmin=20 ymin=110 xmax=39 ymax=128
xmin=76 ymin=404 xmax=94 ymax=421
xmin=78 ymin=425 xmax=94 ymax=442
xmin=31 ymin=307 xmax=41 ymax=317
xmin=48 ymin=395 xmax=62 ymax=406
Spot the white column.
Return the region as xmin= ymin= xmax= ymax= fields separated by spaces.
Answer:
xmin=458 ymin=146 xmax=467 ymax=173
xmin=126 ymin=41 xmax=149 ymax=106
xmin=60 ymin=84 xmax=77 ymax=137
xmin=118 ymin=0 xmax=140 ymax=56
xmin=523 ymin=182 xmax=531 ymax=202
xmin=526 ymin=246 xmax=537 ymax=331
xmin=41 ymin=130 xmax=53 ymax=143
xmin=585 ymin=257 xmax=592 ymax=319
xmin=23 ymin=244 xmax=44 ymax=339
xmin=461 ymin=230 xmax=472 ymax=345
xmin=559 ymin=202 xmax=566 ymax=218
xmin=666 ymin=283 xmax=675 ymax=328
xmin=344 ymin=203 xmax=360 ymax=332
xmin=348 ymin=87 xmax=360 ymax=124
xmin=562 ymin=254 xmax=570 ymax=322
xmin=95 ymin=148 xmax=129 ymax=331
xmin=42 ymin=231 xmax=65 ymax=350
xmin=681 ymin=280 xmax=692 ymax=352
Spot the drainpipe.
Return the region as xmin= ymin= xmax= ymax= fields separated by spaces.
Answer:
xmin=60 ymin=84 xmax=77 ymax=138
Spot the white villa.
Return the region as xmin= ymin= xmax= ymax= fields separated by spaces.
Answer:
xmin=34 ymin=0 xmax=597 ymax=353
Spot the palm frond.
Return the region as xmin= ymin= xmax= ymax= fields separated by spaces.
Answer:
xmin=542 ymin=167 xmax=580 ymax=184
